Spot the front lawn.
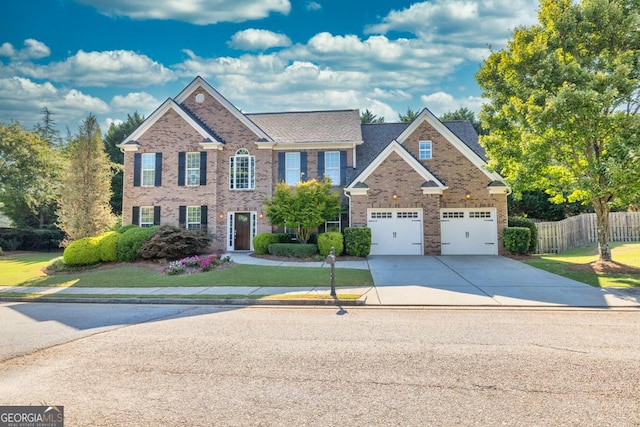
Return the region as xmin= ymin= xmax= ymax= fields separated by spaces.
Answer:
xmin=523 ymin=242 xmax=640 ymax=288
xmin=0 ymin=252 xmax=372 ymax=288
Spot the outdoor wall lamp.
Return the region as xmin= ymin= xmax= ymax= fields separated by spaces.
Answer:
xmin=218 ymin=214 xmax=224 ymax=220
xmin=465 ymin=192 xmax=472 ymax=200
xmin=392 ymin=193 xmax=399 ymax=200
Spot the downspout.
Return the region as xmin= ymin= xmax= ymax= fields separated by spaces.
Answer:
xmin=344 ymin=190 xmax=352 ymax=228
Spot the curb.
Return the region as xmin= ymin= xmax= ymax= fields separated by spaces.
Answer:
xmin=0 ymin=296 xmax=366 ymax=306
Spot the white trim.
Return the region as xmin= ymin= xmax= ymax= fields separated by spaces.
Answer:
xmin=344 ymin=188 xmax=369 ymax=196
xmin=118 ymin=98 xmax=222 ymax=149
xmin=488 ymin=185 xmax=511 ymax=195
xmin=346 ymin=140 xmax=447 ymax=194
xmin=270 ymin=141 xmax=361 ymax=150
xmin=174 ymin=76 xmax=273 ymax=142
xmin=225 ymin=211 xmax=257 ymax=251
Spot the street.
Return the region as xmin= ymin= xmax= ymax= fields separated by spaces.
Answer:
xmin=1 ymin=303 xmax=639 ymax=426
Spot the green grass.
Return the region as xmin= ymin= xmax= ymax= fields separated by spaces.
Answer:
xmin=523 ymin=242 xmax=640 ymax=288
xmin=0 ymin=252 xmax=372 ymax=288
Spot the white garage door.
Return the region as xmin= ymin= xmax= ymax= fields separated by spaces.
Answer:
xmin=368 ymin=209 xmax=423 ymax=255
xmin=440 ymin=208 xmax=498 ymax=255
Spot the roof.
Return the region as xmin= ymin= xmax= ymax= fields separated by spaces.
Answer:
xmin=246 ymin=110 xmax=362 ymax=144
xmin=442 ymin=121 xmax=486 ymax=160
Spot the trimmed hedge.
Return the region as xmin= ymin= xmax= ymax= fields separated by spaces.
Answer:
xmin=344 ymin=227 xmax=372 ymax=257
xmin=63 ymin=236 xmax=101 ymax=266
xmin=0 ymin=227 xmax=64 ymax=251
xmin=317 ymin=232 xmax=344 ymax=256
xmin=117 ymin=226 xmax=158 ymax=262
xmin=138 ymin=225 xmax=211 ymax=260
xmin=503 ymin=227 xmax=531 ymax=255
xmin=267 ymin=243 xmax=318 ymax=258
xmin=253 ymin=233 xmax=287 ymax=255
xmin=97 ymin=231 xmax=121 ymax=262
xmin=508 ymin=217 xmax=537 ymax=253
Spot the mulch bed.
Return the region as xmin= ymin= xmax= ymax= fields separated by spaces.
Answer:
xmin=568 ymin=260 xmax=640 ymax=275
xmin=250 ymin=253 xmax=367 ymax=263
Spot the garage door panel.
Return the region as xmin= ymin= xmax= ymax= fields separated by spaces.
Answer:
xmin=368 ymin=209 xmax=423 ymax=255
xmin=440 ymin=208 xmax=497 ymax=255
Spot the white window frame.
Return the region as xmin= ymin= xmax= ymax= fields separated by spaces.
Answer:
xmin=186 ymin=152 xmax=200 ymax=186
xmin=141 ymin=153 xmax=155 ymax=187
xmin=419 ymin=141 xmax=432 ymax=160
xmin=186 ymin=206 xmax=201 ymax=230
xmin=139 ymin=206 xmax=154 ymax=227
xmin=324 ymin=151 xmax=340 ymax=185
xmin=324 ymin=215 xmax=341 ymax=232
xmin=229 ymin=149 xmax=255 ymax=190
xmin=285 ymin=152 xmax=301 ymax=186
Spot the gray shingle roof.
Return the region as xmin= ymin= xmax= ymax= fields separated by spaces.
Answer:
xmin=442 ymin=120 xmax=486 ymax=160
xmin=246 ymin=110 xmax=362 ymax=143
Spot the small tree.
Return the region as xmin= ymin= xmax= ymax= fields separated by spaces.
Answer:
xmin=398 ymin=107 xmax=419 ymax=123
xmin=360 ymin=109 xmax=385 ymax=124
xmin=264 ymin=178 xmax=340 ymax=244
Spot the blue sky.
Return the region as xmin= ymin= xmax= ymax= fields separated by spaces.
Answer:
xmin=0 ymin=0 xmax=538 ymax=133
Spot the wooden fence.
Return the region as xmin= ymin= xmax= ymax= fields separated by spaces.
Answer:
xmin=535 ymin=212 xmax=640 ymax=254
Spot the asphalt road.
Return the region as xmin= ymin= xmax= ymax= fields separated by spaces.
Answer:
xmin=1 ymin=303 xmax=639 ymax=426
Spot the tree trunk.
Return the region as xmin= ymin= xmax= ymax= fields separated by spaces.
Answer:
xmin=592 ymin=199 xmax=611 ymax=262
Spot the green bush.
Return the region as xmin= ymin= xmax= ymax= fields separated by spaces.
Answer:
xmin=508 ymin=217 xmax=537 ymax=253
xmin=253 ymin=233 xmax=283 ymax=255
xmin=117 ymin=226 xmax=158 ymax=262
xmin=114 ymin=224 xmax=139 ymax=234
xmin=63 ymin=236 xmax=101 ymax=266
xmin=503 ymin=227 xmax=531 ymax=255
xmin=267 ymin=243 xmax=318 ymax=258
xmin=96 ymin=231 xmax=121 ymax=262
xmin=0 ymin=227 xmax=64 ymax=251
xmin=138 ymin=225 xmax=211 ymax=260
xmin=317 ymin=232 xmax=344 ymax=256
xmin=344 ymin=227 xmax=372 ymax=257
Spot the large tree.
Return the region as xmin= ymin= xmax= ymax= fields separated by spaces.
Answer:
xmin=476 ymin=0 xmax=640 ymax=261
xmin=264 ymin=178 xmax=341 ymax=244
xmin=103 ymin=112 xmax=145 ymax=215
xmin=57 ymin=114 xmax=116 ymax=241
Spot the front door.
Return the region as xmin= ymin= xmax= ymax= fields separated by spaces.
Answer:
xmin=234 ymin=212 xmax=251 ymax=250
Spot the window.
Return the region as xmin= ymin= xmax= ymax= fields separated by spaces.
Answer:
xmin=442 ymin=211 xmax=464 ymax=219
xmin=187 ymin=206 xmax=202 ymax=230
xmin=186 ymin=152 xmax=200 ymax=186
xmin=419 ymin=141 xmax=432 ymax=160
xmin=229 ymin=149 xmax=255 ymax=190
xmin=325 ymin=215 xmax=341 ymax=232
xmin=324 ymin=152 xmax=340 ymax=185
xmin=139 ymin=206 xmax=154 ymax=227
xmin=371 ymin=212 xmax=393 ymax=219
xmin=470 ymin=211 xmax=492 ymax=219
xmin=285 ymin=152 xmax=301 ymax=185
xmin=397 ymin=211 xmax=419 ymax=219
xmin=141 ymin=153 xmax=156 ymax=186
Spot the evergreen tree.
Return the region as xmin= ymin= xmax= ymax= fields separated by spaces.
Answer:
xmin=360 ymin=109 xmax=385 ymax=123
xmin=398 ymin=108 xmax=419 ymax=123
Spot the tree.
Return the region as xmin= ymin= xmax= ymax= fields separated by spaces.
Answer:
xmin=0 ymin=122 xmax=62 ymax=228
xmin=476 ymin=0 xmax=640 ymax=261
xmin=440 ymin=107 xmax=485 ymax=135
xmin=264 ymin=178 xmax=341 ymax=244
xmin=34 ymin=107 xmax=63 ymax=147
xmin=398 ymin=108 xmax=419 ymax=123
xmin=360 ymin=109 xmax=385 ymax=123
xmin=103 ymin=113 xmax=145 ymax=215
xmin=57 ymin=114 xmax=116 ymax=241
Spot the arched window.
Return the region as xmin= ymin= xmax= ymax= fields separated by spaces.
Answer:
xmin=229 ymin=148 xmax=255 ymax=190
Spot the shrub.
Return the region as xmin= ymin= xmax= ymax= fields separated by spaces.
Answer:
xmin=138 ymin=225 xmax=211 ymax=260
xmin=63 ymin=236 xmax=101 ymax=266
xmin=117 ymin=226 xmax=158 ymax=262
xmin=508 ymin=217 xmax=537 ymax=253
xmin=253 ymin=233 xmax=283 ymax=255
xmin=114 ymin=224 xmax=139 ymax=234
xmin=344 ymin=227 xmax=372 ymax=257
xmin=0 ymin=227 xmax=64 ymax=251
xmin=503 ymin=227 xmax=531 ymax=255
xmin=317 ymin=232 xmax=344 ymax=256
xmin=267 ymin=243 xmax=318 ymax=258
xmin=96 ymin=231 xmax=121 ymax=262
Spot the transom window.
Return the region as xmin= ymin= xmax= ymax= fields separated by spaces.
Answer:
xmin=139 ymin=206 xmax=154 ymax=227
xmin=187 ymin=206 xmax=202 ymax=230
xmin=186 ymin=152 xmax=200 ymax=186
xmin=419 ymin=141 xmax=432 ymax=160
xmin=230 ymin=148 xmax=255 ymax=190
xmin=141 ymin=153 xmax=156 ymax=186
xmin=324 ymin=151 xmax=340 ymax=185
xmin=285 ymin=152 xmax=301 ymax=185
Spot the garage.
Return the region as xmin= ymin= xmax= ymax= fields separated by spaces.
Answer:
xmin=368 ymin=208 xmax=423 ymax=255
xmin=440 ymin=208 xmax=498 ymax=255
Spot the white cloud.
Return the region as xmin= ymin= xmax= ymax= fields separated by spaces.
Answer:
xmin=228 ymin=29 xmax=292 ymax=51
xmin=111 ymin=92 xmax=159 ymax=112
xmin=306 ymin=1 xmax=321 ymax=11
xmin=103 ymin=117 xmax=124 ymax=130
xmin=15 ymin=50 xmax=175 ymax=87
xmin=0 ymin=42 xmax=16 ymax=57
xmin=76 ymin=0 xmax=291 ymax=25
xmin=362 ymin=99 xmax=397 ymax=123
xmin=0 ymin=39 xmax=51 ymax=61
xmin=420 ymin=91 xmax=484 ymax=116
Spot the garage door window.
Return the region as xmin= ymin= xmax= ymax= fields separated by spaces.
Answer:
xmin=470 ymin=211 xmax=492 ymax=218
xmin=371 ymin=212 xmax=392 ymax=219
xmin=442 ymin=211 xmax=464 ymax=219
xmin=397 ymin=211 xmax=419 ymax=219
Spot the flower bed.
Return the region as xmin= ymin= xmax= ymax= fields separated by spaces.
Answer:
xmin=166 ymin=254 xmax=231 ymax=275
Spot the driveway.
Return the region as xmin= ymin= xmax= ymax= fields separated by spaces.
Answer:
xmin=364 ymin=255 xmax=637 ymax=307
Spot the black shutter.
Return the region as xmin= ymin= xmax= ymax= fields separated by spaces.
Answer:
xmin=300 ymin=152 xmax=307 ymax=182
xmin=340 ymin=151 xmax=347 ymax=185
xmin=201 ymin=205 xmax=208 ymax=232
xmin=200 ymin=152 xmax=207 ymax=186
xmin=154 ymin=153 xmax=162 ymax=186
xmin=179 ymin=206 xmax=186 ymax=228
xmin=153 ymin=206 xmax=161 ymax=226
xmin=277 ymin=152 xmax=285 ymax=182
xmin=178 ymin=152 xmax=185 ymax=186
xmin=317 ymin=152 xmax=325 ymax=180
xmin=133 ymin=154 xmax=141 ymax=187
xmin=132 ymin=206 xmax=140 ymax=225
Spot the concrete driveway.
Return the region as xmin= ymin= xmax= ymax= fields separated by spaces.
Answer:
xmin=364 ymin=255 xmax=638 ymax=307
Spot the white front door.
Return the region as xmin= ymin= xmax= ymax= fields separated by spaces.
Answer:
xmin=440 ymin=208 xmax=497 ymax=255
xmin=368 ymin=209 xmax=423 ymax=255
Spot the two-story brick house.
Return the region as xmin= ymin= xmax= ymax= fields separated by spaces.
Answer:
xmin=119 ymin=76 xmax=509 ymax=255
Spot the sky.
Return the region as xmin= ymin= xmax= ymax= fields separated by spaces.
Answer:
xmin=0 ymin=0 xmax=539 ymax=134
